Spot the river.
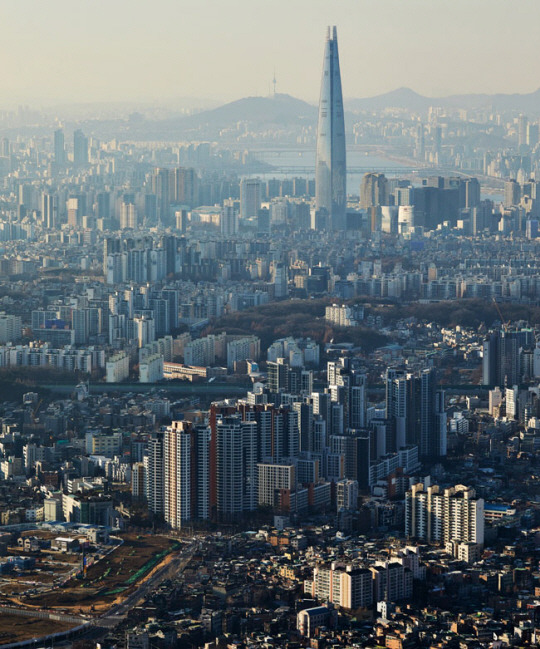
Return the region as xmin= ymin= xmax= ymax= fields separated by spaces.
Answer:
xmin=247 ymin=147 xmax=503 ymax=201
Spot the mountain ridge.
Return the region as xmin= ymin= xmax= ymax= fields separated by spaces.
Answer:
xmin=345 ymin=86 xmax=540 ymax=112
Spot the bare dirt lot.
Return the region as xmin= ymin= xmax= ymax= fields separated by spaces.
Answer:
xmin=19 ymin=533 xmax=177 ymax=613
xmin=0 ymin=613 xmax=76 ymax=645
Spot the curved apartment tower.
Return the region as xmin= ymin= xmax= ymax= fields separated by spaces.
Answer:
xmin=315 ymin=26 xmax=346 ymax=230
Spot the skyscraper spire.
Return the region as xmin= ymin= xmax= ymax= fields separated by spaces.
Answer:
xmin=315 ymin=25 xmax=346 ymax=230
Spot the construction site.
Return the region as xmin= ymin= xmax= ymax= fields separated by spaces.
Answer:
xmin=0 ymin=529 xmax=179 ymax=646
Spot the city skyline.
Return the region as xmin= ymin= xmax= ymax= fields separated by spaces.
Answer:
xmin=2 ymin=0 xmax=540 ymax=106
xmin=1 ymin=1 xmax=540 ymax=646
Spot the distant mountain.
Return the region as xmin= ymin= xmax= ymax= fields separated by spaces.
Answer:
xmin=442 ymin=88 xmax=540 ymax=112
xmin=63 ymin=88 xmax=540 ymax=141
xmin=113 ymin=93 xmax=318 ymax=140
xmin=180 ymin=93 xmax=317 ymax=129
xmin=345 ymin=87 xmax=431 ymax=112
xmin=345 ymin=87 xmax=540 ymax=114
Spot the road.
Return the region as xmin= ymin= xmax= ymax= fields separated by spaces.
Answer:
xmin=42 ymin=382 xmax=248 ymax=397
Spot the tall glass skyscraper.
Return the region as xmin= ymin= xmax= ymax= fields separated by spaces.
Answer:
xmin=315 ymin=26 xmax=346 ymax=230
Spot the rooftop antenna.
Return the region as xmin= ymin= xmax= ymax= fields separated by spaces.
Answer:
xmin=272 ymin=69 xmax=277 ymax=97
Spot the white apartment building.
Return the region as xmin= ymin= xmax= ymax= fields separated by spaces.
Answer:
xmin=106 ymin=352 xmax=129 ymax=383
xmin=216 ymin=415 xmax=257 ymax=519
xmin=139 ymin=353 xmax=163 ymax=383
xmin=0 ymin=343 xmax=99 ymax=373
xmin=371 ymin=561 xmax=413 ymax=603
xmin=257 ymin=463 xmax=295 ymax=508
xmin=325 ymin=304 xmax=363 ymax=327
xmin=405 ymin=481 xmax=484 ymax=549
xmin=227 ymin=335 xmax=260 ymax=370
xmin=144 ymin=435 xmax=164 ymax=515
xmin=164 ymin=421 xmax=193 ymax=528
xmin=163 ymin=421 xmax=211 ymax=528
xmin=336 ymin=479 xmax=358 ymax=510
xmin=0 ymin=313 xmax=21 ymax=344
xmin=308 ymin=563 xmax=373 ymax=610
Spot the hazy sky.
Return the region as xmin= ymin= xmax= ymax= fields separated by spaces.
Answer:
xmin=2 ymin=0 xmax=540 ymax=106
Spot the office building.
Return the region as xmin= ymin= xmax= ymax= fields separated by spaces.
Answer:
xmin=96 ymin=192 xmax=111 ymax=220
xmin=518 ymin=114 xmax=528 ymax=147
xmin=360 ymin=173 xmax=388 ymax=210
xmin=482 ymin=328 xmax=532 ymax=387
xmin=73 ymin=129 xmax=89 ymax=166
xmin=54 ymin=129 xmax=65 ymax=166
xmin=527 ymin=122 xmax=539 ymax=147
xmin=463 ymin=178 xmax=480 ymax=208
xmin=170 ymin=167 xmax=199 ymax=208
xmin=67 ymin=197 xmax=81 ymax=228
xmin=221 ymin=203 xmax=238 ymax=236
xmin=504 ymin=179 xmax=521 ymax=207
xmin=240 ymin=178 xmax=262 ymax=219
xmin=152 ymin=168 xmax=170 ymax=226
xmin=419 ymin=368 xmax=447 ymax=459
xmin=41 ymin=193 xmax=58 ymax=229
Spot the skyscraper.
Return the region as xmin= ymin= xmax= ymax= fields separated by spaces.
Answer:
xmin=216 ymin=414 xmax=257 ymax=521
xmin=360 ymin=173 xmax=388 ymax=210
xmin=54 ymin=129 xmax=65 ymax=166
xmin=144 ymin=433 xmax=164 ymax=516
xmin=152 ymin=168 xmax=170 ymax=227
xmin=482 ymin=328 xmax=532 ymax=387
xmin=385 ymin=367 xmax=446 ymax=459
xmin=170 ymin=167 xmax=199 ymax=208
xmin=419 ymin=368 xmax=447 ymax=459
xmin=73 ymin=129 xmax=89 ymax=166
xmin=96 ymin=192 xmax=111 ymax=220
xmin=315 ymin=26 xmax=346 ymax=230
xmin=240 ymin=178 xmax=262 ymax=219
xmin=221 ymin=202 xmax=238 ymax=236
xmin=41 ymin=193 xmax=58 ymax=229
xmin=518 ymin=114 xmax=528 ymax=147
xmin=164 ymin=421 xmax=193 ymax=528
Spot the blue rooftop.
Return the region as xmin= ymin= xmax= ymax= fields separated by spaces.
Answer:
xmin=485 ymin=503 xmax=510 ymax=512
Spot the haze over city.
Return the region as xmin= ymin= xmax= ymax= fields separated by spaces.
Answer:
xmin=3 ymin=0 xmax=540 ymax=105
xmin=2 ymin=3 xmax=540 ymax=649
